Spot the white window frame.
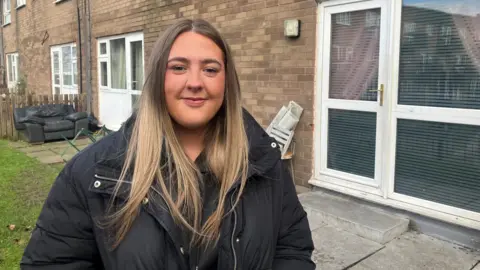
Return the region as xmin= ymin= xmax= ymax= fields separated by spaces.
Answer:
xmin=312 ymin=0 xmax=480 ymax=231
xmin=97 ymin=32 xmax=144 ymax=94
xmin=16 ymin=0 xmax=25 ymax=8
xmin=50 ymin=43 xmax=78 ymax=95
xmin=3 ymin=0 xmax=11 ymax=25
xmin=6 ymin=52 xmax=19 ymax=91
xmin=97 ymin=32 xmax=144 ymax=131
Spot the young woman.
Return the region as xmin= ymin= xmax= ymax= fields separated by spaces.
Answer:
xmin=21 ymin=19 xmax=315 ymax=270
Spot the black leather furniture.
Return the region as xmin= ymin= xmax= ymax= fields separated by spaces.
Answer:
xmin=13 ymin=104 xmax=89 ymax=144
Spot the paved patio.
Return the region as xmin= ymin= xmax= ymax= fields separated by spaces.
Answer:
xmin=299 ymin=189 xmax=480 ymax=270
xmin=8 ymin=137 xmax=94 ymax=164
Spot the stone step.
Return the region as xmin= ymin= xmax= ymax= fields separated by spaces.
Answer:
xmin=299 ymin=191 xmax=409 ymax=244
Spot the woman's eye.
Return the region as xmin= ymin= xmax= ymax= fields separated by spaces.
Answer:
xmin=170 ymin=65 xmax=186 ymax=72
xmin=204 ymin=68 xmax=219 ymax=74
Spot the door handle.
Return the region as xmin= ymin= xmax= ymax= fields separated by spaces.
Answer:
xmin=367 ymin=84 xmax=384 ymax=106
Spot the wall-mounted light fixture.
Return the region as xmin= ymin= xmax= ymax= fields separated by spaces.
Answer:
xmin=284 ymin=19 xmax=300 ymax=38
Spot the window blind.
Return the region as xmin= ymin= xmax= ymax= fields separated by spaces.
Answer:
xmin=398 ymin=1 xmax=480 ymax=109
xmin=394 ymin=119 xmax=480 ymax=212
xmin=395 ymin=0 xmax=480 ymax=212
xmin=327 ymin=109 xmax=377 ymax=179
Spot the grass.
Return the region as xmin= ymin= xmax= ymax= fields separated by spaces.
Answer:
xmin=0 ymin=140 xmax=64 ymax=269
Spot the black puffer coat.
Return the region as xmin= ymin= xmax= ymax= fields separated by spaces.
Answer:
xmin=21 ymin=110 xmax=315 ymax=270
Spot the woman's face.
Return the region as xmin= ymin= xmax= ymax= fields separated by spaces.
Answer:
xmin=164 ymin=31 xmax=225 ymax=131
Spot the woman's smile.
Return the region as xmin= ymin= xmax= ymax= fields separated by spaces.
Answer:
xmin=182 ymin=97 xmax=208 ymax=107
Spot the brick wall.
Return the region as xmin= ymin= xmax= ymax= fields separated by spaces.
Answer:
xmin=4 ymin=0 xmax=79 ymax=95
xmin=4 ymin=0 xmax=318 ymax=186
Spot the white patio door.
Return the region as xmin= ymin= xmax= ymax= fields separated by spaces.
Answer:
xmin=51 ymin=44 xmax=78 ymax=95
xmin=314 ymin=0 xmax=390 ymax=195
xmin=98 ymin=32 xmax=144 ymax=131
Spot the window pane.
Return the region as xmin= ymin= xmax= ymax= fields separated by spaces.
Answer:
xmin=54 ymin=75 xmax=60 ymax=85
xmin=100 ymin=43 xmax=107 ymax=55
xmin=131 ymin=94 xmax=140 ymax=109
xmin=73 ymin=60 xmax=78 ymax=85
xmin=62 ymin=46 xmax=72 ymax=86
xmin=13 ymin=62 xmax=17 ymax=82
xmin=130 ymin=41 xmax=143 ymax=90
xmin=399 ymin=0 xmax=480 ymax=109
xmin=100 ymin=61 xmax=108 ymax=87
xmin=14 ymin=55 xmax=18 ymax=81
xmin=110 ymin=38 xmax=126 ymax=89
xmin=7 ymin=55 xmax=13 ymax=82
xmin=53 ymin=51 xmax=60 ymax=74
xmin=395 ymin=119 xmax=480 ymax=212
xmin=329 ymin=9 xmax=381 ymax=101
xmin=72 ymin=46 xmax=77 ymax=59
xmin=54 ymin=87 xmax=61 ymax=95
xmin=327 ymin=109 xmax=377 ymax=178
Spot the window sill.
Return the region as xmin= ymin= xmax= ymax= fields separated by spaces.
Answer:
xmin=16 ymin=4 xmax=26 ymax=10
xmin=3 ymin=22 xmax=11 ymax=27
xmin=54 ymin=0 xmax=68 ymax=4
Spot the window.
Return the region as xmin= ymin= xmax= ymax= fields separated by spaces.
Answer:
xmin=335 ymin=12 xmax=351 ymax=26
xmin=16 ymin=0 xmax=25 ymax=8
xmin=98 ymin=33 xmax=144 ymax=92
xmin=51 ymin=43 xmax=78 ymax=95
xmin=395 ymin=0 xmax=480 ymax=213
xmin=365 ymin=10 xmax=380 ymax=28
xmin=3 ymin=0 xmax=11 ymax=25
xmin=6 ymin=53 xmax=19 ymax=91
xmin=97 ymin=32 xmax=144 ymax=113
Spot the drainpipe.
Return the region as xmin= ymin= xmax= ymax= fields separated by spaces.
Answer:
xmin=85 ymin=0 xmax=92 ymax=115
xmin=0 ymin=3 xmax=4 ymax=88
xmin=15 ymin=0 xmax=21 ymax=91
xmin=76 ymin=2 xmax=83 ymax=95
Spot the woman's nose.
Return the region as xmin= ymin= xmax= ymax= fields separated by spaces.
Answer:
xmin=186 ymin=70 xmax=203 ymax=92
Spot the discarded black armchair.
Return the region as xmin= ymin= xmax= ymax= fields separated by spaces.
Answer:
xmin=13 ymin=104 xmax=89 ymax=144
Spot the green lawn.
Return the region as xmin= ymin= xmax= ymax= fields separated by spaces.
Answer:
xmin=0 ymin=140 xmax=64 ymax=269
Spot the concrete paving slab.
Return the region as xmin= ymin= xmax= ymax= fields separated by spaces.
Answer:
xmin=300 ymin=191 xmax=409 ymax=244
xmin=8 ymin=141 xmax=29 ymax=148
xmin=296 ymin=185 xmax=311 ymax=194
xmin=26 ymin=150 xmax=56 ymax=158
xmin=18 ymin=145 xmax=48 ymax=153
xmin=472 ymin=262 xmax=480 ymax=270
xmin=305 ymin=207 xmax=326 ymax=231
xmin=350 ymin=232 xmax=480 ymax=270
xmin=37 ymin=155 xmax=64 ymax=164
xmin=311 ymin=225 xmax=383 ymax=270
xmin=61 ymin=154 xmax=76 ymax=162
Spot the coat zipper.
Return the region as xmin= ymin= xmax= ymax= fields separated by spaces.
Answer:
xmin=93 ymin=174 xmax=132 ymax=183
xmin=230 ymin=194 xmax=238 ymax=270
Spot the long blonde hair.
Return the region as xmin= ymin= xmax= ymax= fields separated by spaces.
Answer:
xmin=107 ymin=19 xmax=249 ymax=249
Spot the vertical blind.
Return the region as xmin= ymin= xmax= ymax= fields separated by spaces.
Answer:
xmin=395 ymin=0 xmax=480 ymax=212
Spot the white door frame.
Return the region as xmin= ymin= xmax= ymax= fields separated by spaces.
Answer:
xmin=313 ymin=0 xmax=391 ymax=197
xmin=97 ymin=32 xmax=144 ymax=130
xmin=311 ymin=0 xmax=480 ymax=230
